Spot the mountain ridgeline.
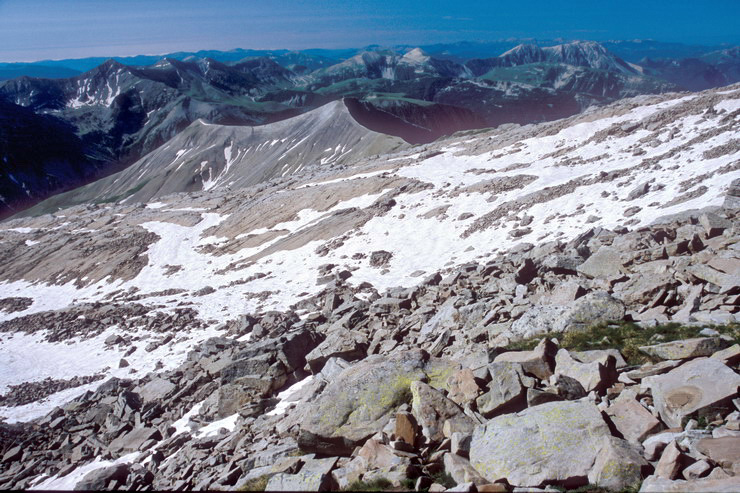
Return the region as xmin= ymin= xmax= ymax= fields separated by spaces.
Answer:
xmin=0 ymin=40 xmax=739 ymax=219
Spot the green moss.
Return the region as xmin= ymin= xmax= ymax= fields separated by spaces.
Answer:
xmin=239 ymin=474 xmax=269 ymax=491
xmin=504 ymin=321 xmax=739 ymax=365
xmin=425 ymin=361 xmax=459 ymax=391
xmin=430 ymin=472 xmax=456 ymax=488
xmin=344 ymin=477 xmax=394 ymax=491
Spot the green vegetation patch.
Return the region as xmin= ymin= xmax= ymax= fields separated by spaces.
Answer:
xmin=504 ymin=321 xmax=739 ymax=365
xmin=238 ymin=474 xmax=270 ymax=491
xmin=345 ymin=477 xmax=394 ymax=491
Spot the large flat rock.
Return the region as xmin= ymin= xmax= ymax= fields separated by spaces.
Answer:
xmin=469 ymin=400 xmax=611 ymax=488
xmin=643 ymin=357 xmax=740 ymax=428
xmin=298 ymin=349 xmax=449 ymax=455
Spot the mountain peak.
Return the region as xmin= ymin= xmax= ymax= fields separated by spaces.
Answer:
xmin=402 ymin=47 xmax=430 ymax=64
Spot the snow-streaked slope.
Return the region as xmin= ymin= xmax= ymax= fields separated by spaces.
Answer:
xmin=1 ymin=84 xmax=738 ymax=422
xmin=21 ymin=100 xmax=404 ymax=211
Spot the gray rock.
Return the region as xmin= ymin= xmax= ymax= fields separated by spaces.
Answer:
xmin=605 ymin=399 xmax=661 ymax=444
xmin=298 ymin=350 xmax=430 ymax=455
xmin=699 ymin=212 xmax=731 ymax=238
xmin=137 ymin=378 xmax=176 ymax=403
xmin=469 ymin=400 xmax=611 ymax=488
xmin=571 ymin=349 xmax=627 ymax=369
xmin=588 ymin=436 xmax=649 ymax=491
xmin=639 ymin=337 xmax=728 ymax=360
xmin=74 ymin=464 xmax=130 ymax=491
xmin=507 ymin=292 xmax=624 ymax=341
xmin=577 ymin=247 xmax=625 ymax=279
xmin=654 ymin=441 xmax=684 ymax=479
xmin=265 ymin=456 xmax=337 ymax=492
xmin=554 ymin=349 xmax=616 ymax=393
xmin=109 ymin=427 xmax=162 ymax=454
xmin=639 ymin=475 xmax=740 ymax=492
xmin=411 ymin=380 xmax=474 ymax=442
xmin=476 ymin=362 xmax=528 ymax=418
xmin=494 ymin=338 xmax=556 ymax=380
xmin=643 ymin=358 xmax=740 ymax=428
xmin=444 ymin=453 xmax=488 ymax=485
xmin=304 ymin=329 xmax=367 ymax=373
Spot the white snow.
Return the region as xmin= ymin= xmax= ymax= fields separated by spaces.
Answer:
xmin=30 ymin=452 xmax=140 ymax=491
xmin=195 ymin=413 xmax=239 ymax=437
xmin=266 ymin=376 xmax=314 ymax=416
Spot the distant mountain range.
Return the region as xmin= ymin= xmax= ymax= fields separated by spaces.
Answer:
xmin=0 ymin=39 xmax=738 ymax=219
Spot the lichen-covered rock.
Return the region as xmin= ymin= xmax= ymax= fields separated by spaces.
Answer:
xmin=298 ymin=350 xmax=433 ymax=455
xmin=469 ymin=400 xmax=611 ymax=488
xmin=643 ymin=358 xmax=740 ymax=428
xmin=411 ymin=380 xmax=474 ymax=443
xmin=588 ymin=436 xmax=649 ymax=491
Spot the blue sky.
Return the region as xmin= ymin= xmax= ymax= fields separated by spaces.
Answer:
xmin=0 ymin=0 xmax=738 ymax=62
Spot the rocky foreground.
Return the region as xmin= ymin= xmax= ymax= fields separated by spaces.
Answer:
xmin=0 ymin=194 xmax=738 ymax=491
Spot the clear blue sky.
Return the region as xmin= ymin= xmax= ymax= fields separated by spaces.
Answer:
xmin=0 ymin=0 xmax=738 ymax=62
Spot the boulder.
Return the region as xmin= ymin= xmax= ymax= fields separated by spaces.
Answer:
xmin=475 ymin=362 xmax=529 ymax=418
xmin=109 ymin=427 xmax=162 ymax=454
xmin=696 ymin=437 xmax=740 ymax=474
xmin=446 ymin=369 xmax=482 ymax=406
xmin=411 ymin=381 xmax=474 ymax=443
xmin=493 ymin=338 xmax=556 ymax=380
xmin=682 ymin=460 xmax=711 ymax=480
xmin=605 ymin=399 xmax=661 ymax=444
xmin=394 ymin=411 xmax=418 ymax=446
xmin=444 ymin=453 xmax=488 ymax=485
xmin=655 ymin=441 xmax=685 ymax=479
xmin=298 ymin=350 xmax=429 ymax=455
xmin=304 ymin=329 xmax=368 ymax=373
xmin=357 ymin=439 xmax=408 ymax=469
xmin=699 ymin=212 xmax=731 ymax=238
xmin=643 ymin=358 xmax=740 ymax=428
xmin=639 ymin=337 xmax=728 ymax=360
xmin=571 ymin=349 xmax=627 ymax=369
xmin=265 ymin=456 xmax=337 ymax=492
xmin=687 ymin=264 xmax=739 ymax=294
xmin=588 ymin=436 xmax=649 ymax=491
xmin=74 ymin=464 xmax=130 ymax=491
xmin=469 ymin=400 xmax=612 ymax=488
xmin=577 ymin=247 xmax=625 ymax=279
xmin=137 ymin=378 xmax=176 ymax=403
xmin=554 ymin=349 xmax=616 ymax=393
xmin=507 ymin=292 xmax=624 ymax=341
xmin=711 ymin=343 xmax=740 ymax=366
xmin=331 ymin=457 xmax=367 ymax=490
